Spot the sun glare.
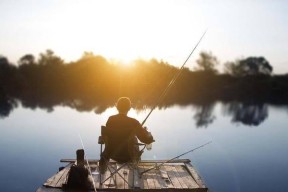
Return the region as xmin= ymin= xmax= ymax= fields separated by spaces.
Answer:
xmin=43 ymin=0 xmax=205 ymax=66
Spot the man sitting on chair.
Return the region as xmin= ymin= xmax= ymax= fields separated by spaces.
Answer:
xmin=99 ymin=97 xmax=154 ymax=173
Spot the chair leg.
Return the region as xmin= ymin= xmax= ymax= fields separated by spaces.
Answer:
xmin=99 ymin=162 xmax=142 ymax=189
xmin=102 ymin=163 xmax=136 ymax=189
xmin=100 ymin=164 xmax=116 ymax=188
xmin=102 ymin=164 xmax=127 ymax=182
xmin=131 ymin=163 xmax=141 ymax=189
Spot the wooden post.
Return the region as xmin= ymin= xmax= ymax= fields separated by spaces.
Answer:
xmin=76 ymin=149 xmax=85 ymax=167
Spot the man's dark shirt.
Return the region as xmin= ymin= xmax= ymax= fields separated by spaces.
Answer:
xmin=102 ymin=114 xmax=153 ymax=163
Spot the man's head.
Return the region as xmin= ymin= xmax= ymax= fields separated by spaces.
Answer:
xmin=116 ymin=97 xmax=131 ymax=114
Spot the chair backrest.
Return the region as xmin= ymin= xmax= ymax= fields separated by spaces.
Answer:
xmin=98 ymin=126 xmax=107 ymax=145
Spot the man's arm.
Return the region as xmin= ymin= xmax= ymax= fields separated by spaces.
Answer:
xmin=135 ymin=122 xmax=154 ymax=144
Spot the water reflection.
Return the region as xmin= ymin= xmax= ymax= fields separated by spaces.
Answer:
xmin=0 ymin=89 xmax=277 ymax=127
xmin=223 ymin=102 xmax=268 ymax=126
xmin=0 ymin=93 xmax=17 ymax=118
xmin=193 ymin=102 xmax=216 ymax=128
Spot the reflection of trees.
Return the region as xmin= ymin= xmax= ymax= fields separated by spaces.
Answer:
xmin=0 ymin=56 xmax=19 ymax=117
xmin=193 ymin=103 xmax=216 ymax=128
xmin=224 ymin=102 xmax=268 ymax=126
xmin=0 ymin=91 xmax=17 ymax=118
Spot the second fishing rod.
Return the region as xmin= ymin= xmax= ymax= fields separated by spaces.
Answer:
xmin=141 ymin=30 xmax=207 ymax=127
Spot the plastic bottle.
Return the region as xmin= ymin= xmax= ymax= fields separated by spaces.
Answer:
xmin=146 ymin=143 xmax=152 ymax=150
xmin=146 ymin=132 xmax=152 ymax=150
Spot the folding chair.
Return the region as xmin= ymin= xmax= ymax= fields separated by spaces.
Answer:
xmin=98 ymin=125 xmax=146 ymax=189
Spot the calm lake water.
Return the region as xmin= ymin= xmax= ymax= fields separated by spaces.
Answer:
xmin=0 ymin=102 xmax=288 ymax=192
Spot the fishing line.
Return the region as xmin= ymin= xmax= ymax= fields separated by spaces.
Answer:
xmin=141 ymin=29 xmax=207 ymax=126
xmin=78 ymin=134 xmax=97 ymax=192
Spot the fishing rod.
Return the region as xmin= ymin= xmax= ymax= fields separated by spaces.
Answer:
xmin=140 ymin=141 xmax=212 ymax=176
xmin=79 ymin=134 xmax=97 ymax=192
xmin=141 ymin=30 xmax=207 ymax=126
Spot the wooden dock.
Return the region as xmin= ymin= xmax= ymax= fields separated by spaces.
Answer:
xmin=36 ymin=159 xmax=208 ymax=192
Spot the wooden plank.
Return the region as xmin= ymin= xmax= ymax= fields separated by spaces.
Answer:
xmin=60 ymin=159 xmax=99 ymax=163
xmin=137 ymin=164 xmax=173 ymax=189
xmin=44 ymin=164 xmax=72 ymax=187
xmin=185 ymin=163 xmax=206 ymax=188
xmin=177 ymin=165 xmax=199 ymax=188
xmin=139 ymin=165 xmax=149 ymax=189
xmin=142 ymin=173 xmax=149 ymax=189
xmin=43 ymin=175 xmax=56 ymax=187
xmin=133 ymin=167 xmax=144 ymax=189
xmin=90 ymin=163 xmax=100 ymax=188
xmin=128 ymin=166 xmax=134 ymax=189
xmin=36 ymin=186 xmax=63 ymax=192
xmin=145 ymin=168 xmax=161 ymax=189
xmin=99 ymin=167 xmax=107 ymax=189
xmin=145 ymin=169 xmax=156 ymax=189
xmin=163 ymin=165 xmax=182 ymax=189
xmin=100 ymin=163 xmax=116 ymax=189
xmin=174 ymin=165 xmax=189 ymax=189
xmin=159 ymin=167 xmax=174 ymax=188
xmin=60 ymin=159 xmax=191 ymax=164
xmin=106 ymin=164 xmax=117 ymax=189
xmin=123 ymin=165 xmax=130 ymax=189
xmin=86 ymin=163 xmax=100 ymax=192
xmin=115 ymin=164 xmax=125 ymax=189
xmin=55 ymin=166 xmax=70 ymax=187
xmin=154 ymin=169 xmax=167 ymax=189
xmin=151 ymin=169 xmax=164 ymax=189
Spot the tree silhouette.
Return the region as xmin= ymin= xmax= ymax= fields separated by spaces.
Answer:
xmin=224 ymin=57 xmax=272 ymax=76
xmin=38 ymin=49 xmax=64 ymax=66
xmin=194 ymin=51 xmax=219 ymax=74
xmin=0 ymin=56 xmax=19 ymax=94
xmin=18 ymin=54 xmax=35 ymax=66
xmin=0 ymin=55 xmax=9 ymax=65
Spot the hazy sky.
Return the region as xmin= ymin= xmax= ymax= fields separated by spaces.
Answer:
xmin=0 ymin=0 xmax=287 ymax=73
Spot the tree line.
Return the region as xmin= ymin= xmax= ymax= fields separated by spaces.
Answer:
xmin=0 ymin=50 xmax=288 ymax=118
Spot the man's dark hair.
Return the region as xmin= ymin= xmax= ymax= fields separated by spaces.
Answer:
xmin=116 ymin=97 xmax=131 ymax=113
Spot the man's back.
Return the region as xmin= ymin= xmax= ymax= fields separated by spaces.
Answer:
xmin=103 ymin=114 xmax=152 ymax=163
